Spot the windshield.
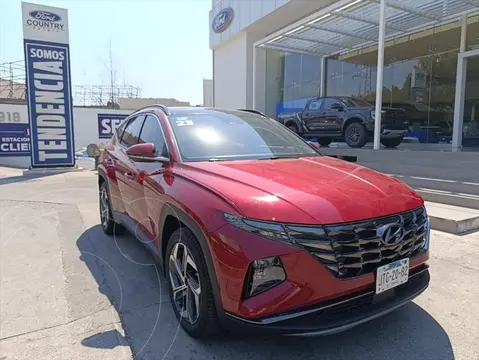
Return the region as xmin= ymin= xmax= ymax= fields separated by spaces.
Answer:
xmin=339 ymin=97 xmax=371 ymax=107
xmin=168 ymin=110 xmax=320 ymax=162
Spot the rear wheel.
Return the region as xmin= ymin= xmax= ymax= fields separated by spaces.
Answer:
xmin=318 ymin=138 xmax=333 ymax=147
xmin=344 ymin=122 xmax=368 ymax=148
xmin=166 ymin=228 xmax=219 ymax=338
xmin=381 ymin=136 xmax=404 ymax=148
xmin=99 ymin=181 xmax=124 ymax=235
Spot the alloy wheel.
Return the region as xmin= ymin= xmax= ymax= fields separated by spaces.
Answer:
xmin=100 ymin=187 xmax=110 ymax=228
xmin=169 ymin=242 xmax=201 ymax=324
xmin=347 ymin=127 xmax=361 ymax=143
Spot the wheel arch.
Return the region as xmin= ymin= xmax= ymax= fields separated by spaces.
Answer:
xmin=159 ymin=203 xmax=225 ymax=318
xmin=341 ymin=116 xmax=367 ymax=135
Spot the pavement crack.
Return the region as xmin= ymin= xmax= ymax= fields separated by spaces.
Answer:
xmin=0 ymin=306 xmax=113 ymax=342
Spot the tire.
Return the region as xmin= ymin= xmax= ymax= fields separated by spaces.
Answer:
xmin=99 ymin=181 xmax=124 ymax=235
xmin=381 ymin=136 xmax=404 ymax=148
xmin=166 ymin=228 xmax=219 ymax=338
xmin=344 ymin=122 xmax=368 ymax=148
xmin=287 ymin=123 xmax=299 ymax=134
xmin=318 ymin=138 xmax=333 ymax=147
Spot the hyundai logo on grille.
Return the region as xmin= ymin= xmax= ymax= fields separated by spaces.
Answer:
xmin=377 ymin=223 xmax=405 ymax=246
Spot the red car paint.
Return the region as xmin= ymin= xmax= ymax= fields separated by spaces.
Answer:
xmin=99 ymin=106 xmax=429 ymax=326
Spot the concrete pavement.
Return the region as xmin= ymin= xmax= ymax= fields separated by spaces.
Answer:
xmin=0 ymin=168 xmax=478 ymax=360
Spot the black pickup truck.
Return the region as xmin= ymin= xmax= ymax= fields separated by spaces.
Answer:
xmin=277 ymin=96 xmax=410 ymax=148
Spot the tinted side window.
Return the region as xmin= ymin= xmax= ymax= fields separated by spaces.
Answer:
xmin=138 ymin=115 xmax=168 ymax=157
xmin=323 ymin=98 xmax=339 ymax=110
xmin=120 ymin=116 xmax=145 ymax=147
xmin=308 ymin=99 xmax=322 ymax=110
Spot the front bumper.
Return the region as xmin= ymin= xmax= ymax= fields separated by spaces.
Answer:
xmin=223 ymin=266 xmax=429 ymax=336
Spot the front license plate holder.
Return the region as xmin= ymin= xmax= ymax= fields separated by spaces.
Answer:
xmin=376 ymin=258 xmax=409 ymax=295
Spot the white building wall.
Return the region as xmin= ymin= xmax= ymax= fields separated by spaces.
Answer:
xmin=214 ymin=33 xmax=249 ymax=108
xmin=209 ymin=0 xmax=290 ymax=49
xmin=203 ymin=79 xmax=214 ymax=107
xmin=210 ymin=0 xmax=336 ymax=111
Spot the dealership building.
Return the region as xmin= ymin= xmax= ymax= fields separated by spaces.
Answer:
xmin=210 ymin=0 xmax=479 ymax=150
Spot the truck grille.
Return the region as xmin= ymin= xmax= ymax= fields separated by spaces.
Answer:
xmin=383 ymin=109 xmax=407 ymax=125
xmin=295 ymin=207 xmax=428 ymax=279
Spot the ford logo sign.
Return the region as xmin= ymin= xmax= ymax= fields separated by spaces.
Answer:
xmin=212 ymin=8 xmax=234 ymax=33
xmin=29 ymin=10 xmax=62 ymax=22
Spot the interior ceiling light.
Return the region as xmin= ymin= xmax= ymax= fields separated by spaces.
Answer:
xmin=334 ymin=0 xmax=363 ymax=13
xmin=267 ymin=35 xmax=284 ymax=44
xmin=307 ymin=13 xmax=332 ymax=25
xmin=285 ymin=25 xmax=305 ymax=35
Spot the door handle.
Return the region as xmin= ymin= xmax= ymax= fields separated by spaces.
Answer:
xmin=124 ymin=172 xmax=135 ymax=181
xmin=105 ymin=158 xmax=115 ymax=167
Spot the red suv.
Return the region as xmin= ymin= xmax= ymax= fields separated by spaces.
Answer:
xmin=98 ymin=105 xmax=430 ymax=338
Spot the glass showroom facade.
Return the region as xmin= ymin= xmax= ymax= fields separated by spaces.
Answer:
xmin=264 ymin=16 xmax=479 ymax=147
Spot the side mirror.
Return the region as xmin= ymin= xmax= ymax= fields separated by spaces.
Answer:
xmin=126 ymin=143 xmax=156 ymax=158
xmin=331 ymin=103 xmax=343 ymax=111
xmin=126 ymin=143 xmax=169 ymax=163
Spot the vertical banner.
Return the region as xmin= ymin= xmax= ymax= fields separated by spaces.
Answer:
xmin=22 ymin=2 xmax=75 ymax=168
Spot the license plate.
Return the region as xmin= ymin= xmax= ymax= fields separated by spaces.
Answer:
xmin=376 ymin=258 xmax=409 ymax=294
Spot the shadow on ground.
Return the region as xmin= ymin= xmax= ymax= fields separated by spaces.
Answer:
xmin=77 ymin=225 xmax=454 ymax=360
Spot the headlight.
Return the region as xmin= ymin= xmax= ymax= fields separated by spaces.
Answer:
xmin=224 ymin=213 xmax=329 ymax=298
xmin=370 ymin=110 xmax=386 ymax=120
xmin=223 ymin=213 xmax=289 ymax=242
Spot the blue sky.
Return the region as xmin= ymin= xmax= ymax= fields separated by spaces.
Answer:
xmin=0 ymin=0 xmax=212 ymax=105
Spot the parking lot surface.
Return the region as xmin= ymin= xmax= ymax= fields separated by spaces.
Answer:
xmin=0 ymin=167 xmax=478 ymax=360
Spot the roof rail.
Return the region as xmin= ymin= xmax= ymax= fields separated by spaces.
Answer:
xmin=237 ymin=109 xmax=267 ymax=117
xmin=132 ymin=104 xmax=171 ymax=115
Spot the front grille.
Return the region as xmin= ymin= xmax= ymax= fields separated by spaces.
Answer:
xmin=299 ymin=207 xmax=428 ymax=279
xmin=383 ymin=109 xmax=408 ymax=124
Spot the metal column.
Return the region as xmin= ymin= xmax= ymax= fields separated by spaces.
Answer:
xmin=452 ymin=15 xmax=468 ymax=152
xmin=373 ymin=0 xmax=386 ymax=150
xmin=320 ymin=57 xmax=326 ymax=97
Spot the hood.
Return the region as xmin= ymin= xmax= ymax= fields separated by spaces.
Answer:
xmin=178 ymin=156 xmax=423 ymax=225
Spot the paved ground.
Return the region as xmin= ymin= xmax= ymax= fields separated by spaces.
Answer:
xmin=0 ymin=166 xmax=478 ymax=360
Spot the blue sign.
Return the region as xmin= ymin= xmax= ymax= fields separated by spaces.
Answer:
xmin=24 ymin=40 xmax=75 ymax=167
xmin=98 ymin=114 xmax=128 ymax=139
xmin=0 ymin=123 xmax=31 ymax=157
xmin=212 ymin=8 xmax=234 ymax=33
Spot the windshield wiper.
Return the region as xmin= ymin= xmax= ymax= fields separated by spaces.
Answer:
xmin=258 ymin=155 xmax=300 ymax=160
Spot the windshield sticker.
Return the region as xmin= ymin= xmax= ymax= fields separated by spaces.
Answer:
xmin=176 ymin=119 xmax=194 ymax=127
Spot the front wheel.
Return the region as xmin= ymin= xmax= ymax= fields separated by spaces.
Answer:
xmin=166 ymin=228 xmax=219 ymax=338
xmin=344 ymin=122 xmax=368 ymax=148
xmin=381 ymin=136 xmax=404 ymax=148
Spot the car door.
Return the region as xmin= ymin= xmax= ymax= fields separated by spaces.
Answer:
xmin=318 ymin=97 xmax=343 ymax=133
xmin=114 ymin=115 xmax=146 ymax=224
xmin=301 ymin=98 xmax=323 ymax=131
xmin=102 ymin=118 xmax=131 ymax=215
xmin=130 ymin=113 xmax=170 ymax=249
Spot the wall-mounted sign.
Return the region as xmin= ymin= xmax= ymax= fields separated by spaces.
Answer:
xmin=22 ymin=2 xmax=75 ymax=168
xmin=212 ymin=7 xmax=234 ymax=33
xmin=97 ymin=114 xmax=128 ymax=139
xmin=0 ymin=123 xmax=31 ymax=157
